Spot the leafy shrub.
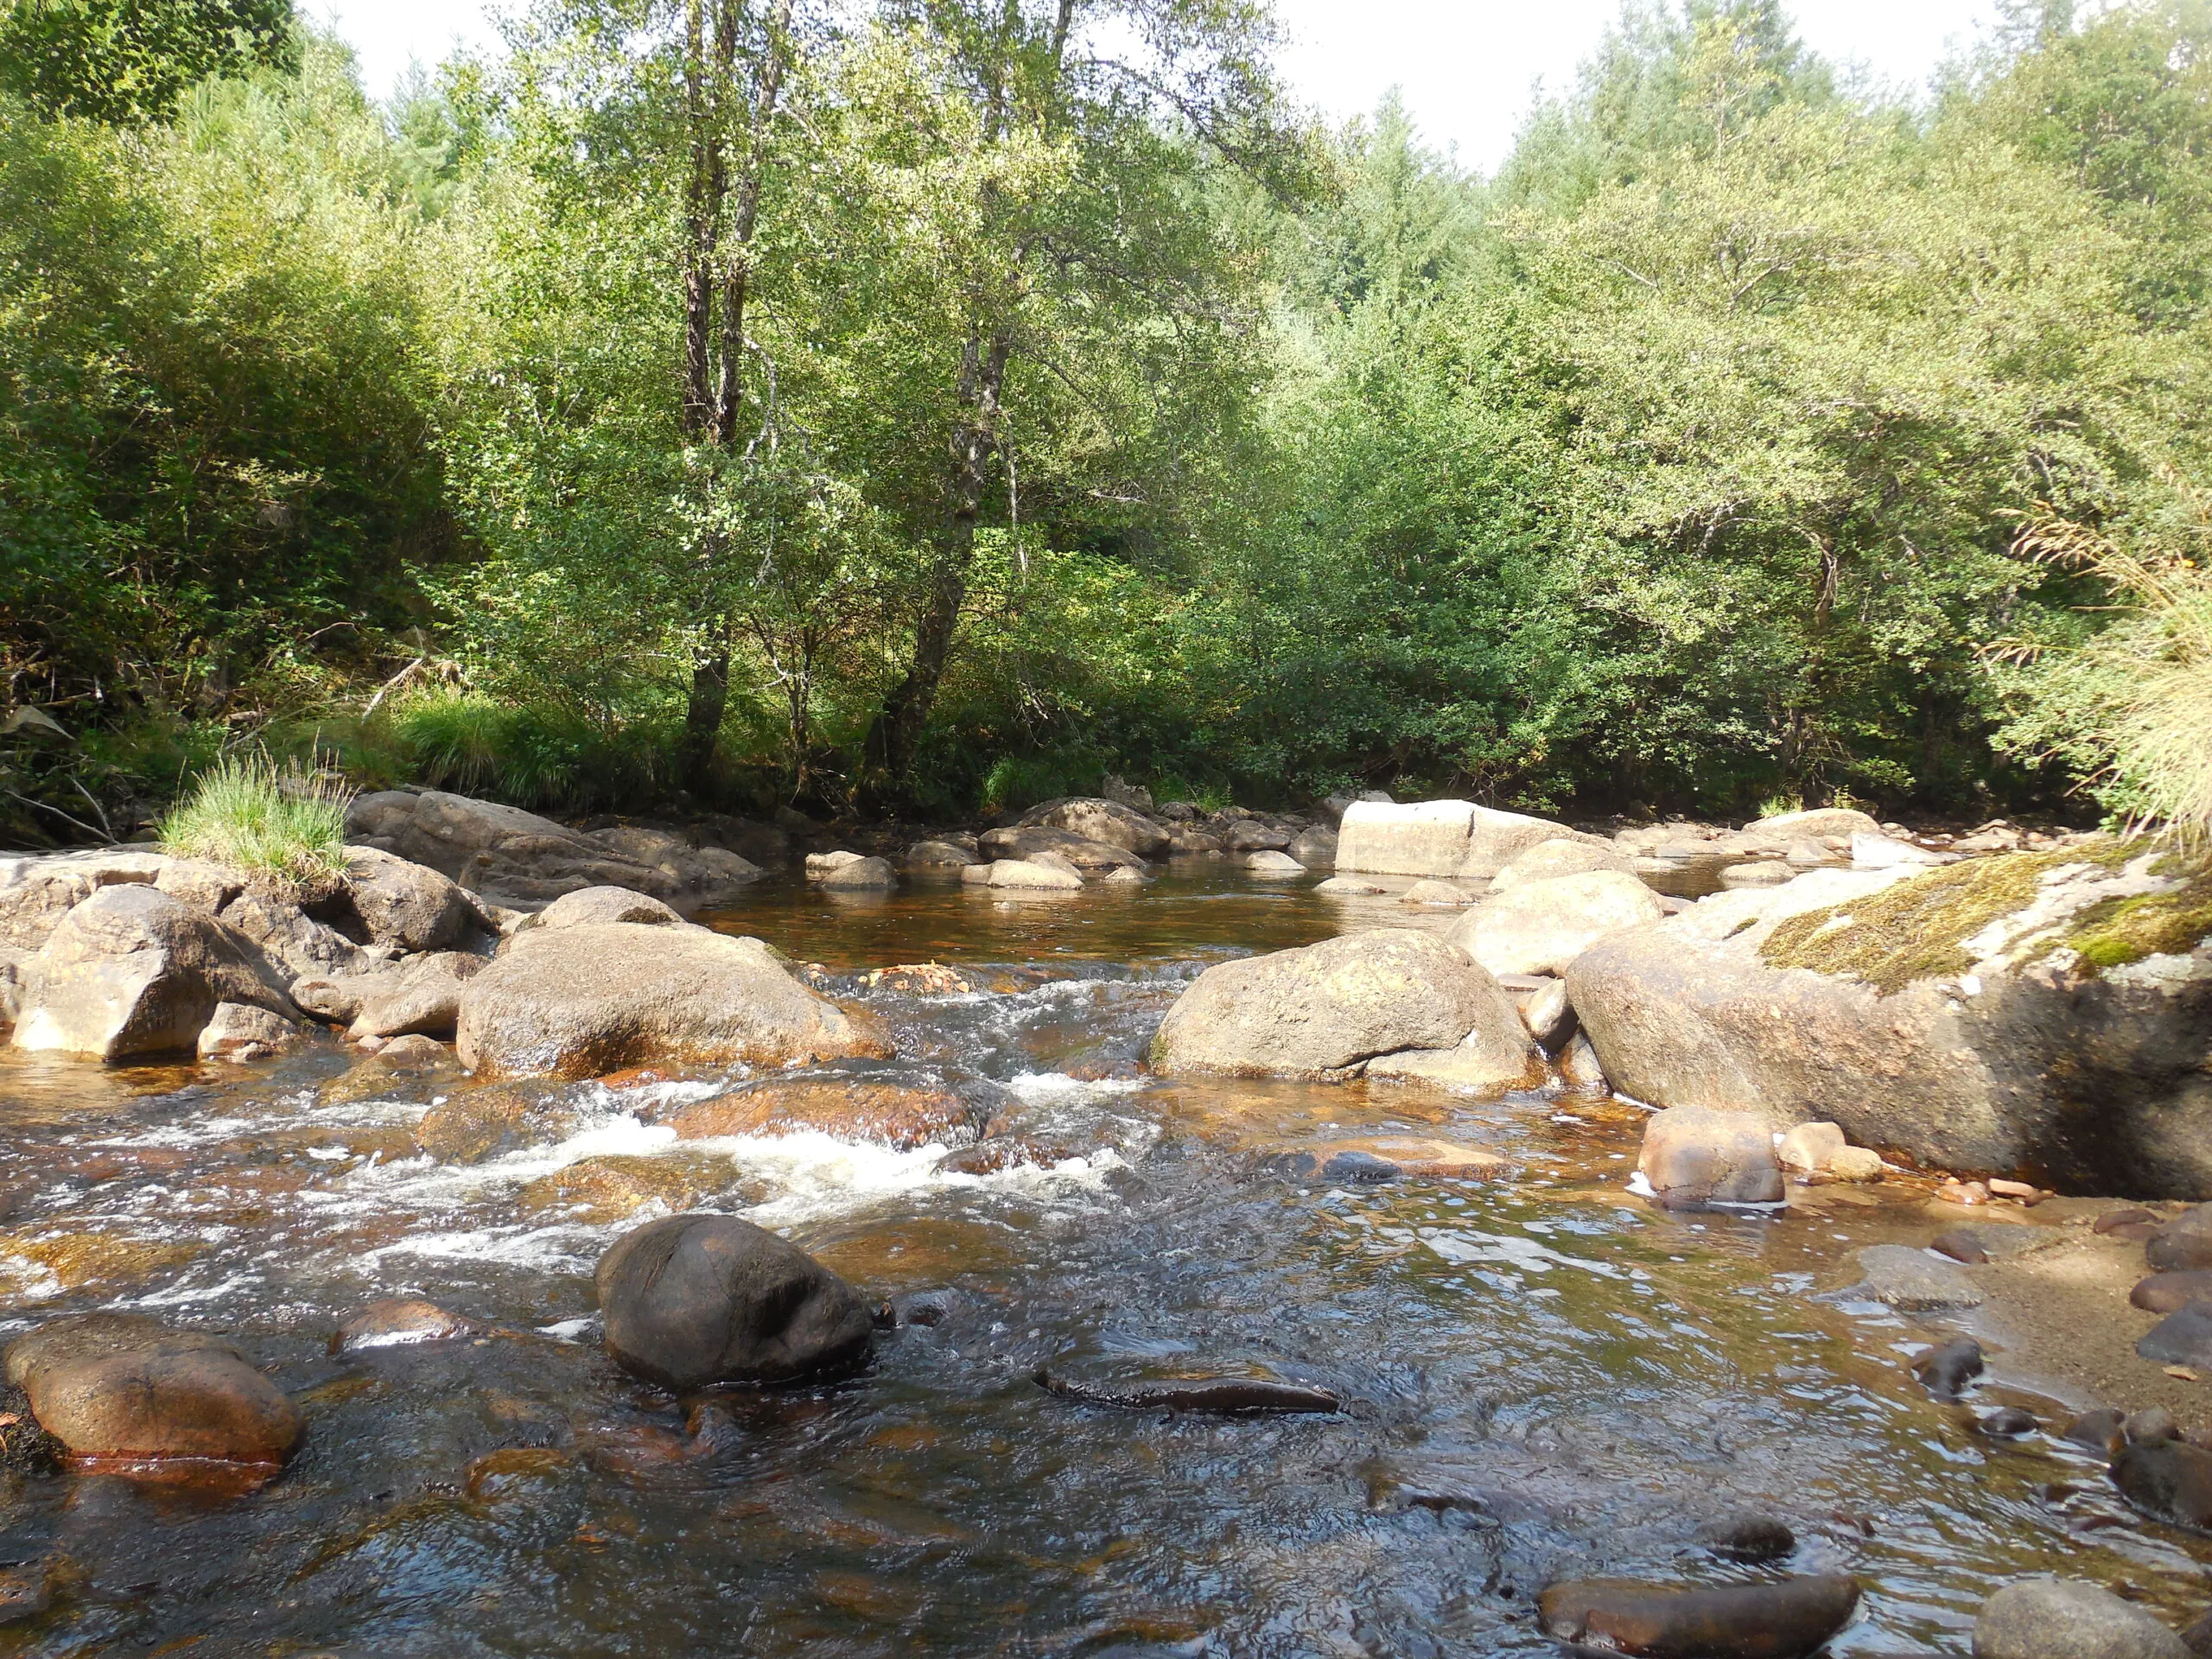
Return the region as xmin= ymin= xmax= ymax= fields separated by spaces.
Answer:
xmin=159 ymin=753 xmax=350 ymax=881
xmin=379 ymin=690 xmax=674 ymax=813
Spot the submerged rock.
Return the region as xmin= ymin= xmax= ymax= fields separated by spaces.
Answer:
xmin=416 ymin=1082 xmax=584 ymax=1163
xmin=1845 ymin=1245 xmax=1982 ymax=1311
xmin=821 ymin=855 xmax=897 ymax=891
xmin=1033 ymin=1368 xmax=1341 ymax=1414
xmin=2112 ymin=1436 xmax=2212 ymax=1531
xmin=1536 ymin=1573 xmax=1859 ymax=1659
xmin=1244 ymin=850 xmax=1304 ymax=875
xmin=1973 ymin=1575 xmax=2190 ymax=1659
xmin=11 ymin=885 xmax=295 ymax=1062
xmin=985 ymin=859 xmax=1084 ymax=891
xmin=518 ymin=1151 xmax=735 ymax=1223
xmin=331 ymin=1298 xmax=479 ymax=1353
xmin=668 ymin=1078 xmax=982 ymax=1150
xmin=1911 ymin=1337 xmax=1985 ymax=1398
xmin=1149 ymin=928 xmax=1530 ymax=1083
xmin=977 ymin=824 xmax=1146 ymax=872
xmin=456 ymin=921 xmax=889 ymax=1080
xmin=1637 ymin=1106 xmax=1783 ymax=1208
xmin=3 ymin=1314 xmax=302 ymax=1480
xmin=1694 ymin=1511 xmax=1796 ymax=1563
xmin=595 ymin=1213 xmax=874 ymax=1391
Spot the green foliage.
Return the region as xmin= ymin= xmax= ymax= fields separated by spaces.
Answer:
xmin=0 ymin=0 xmax=296 ymax=124
xmin=378 ymin=690 xmax=677 ymax=814
xmin=158 ymin=752 xmax=349 ymax=880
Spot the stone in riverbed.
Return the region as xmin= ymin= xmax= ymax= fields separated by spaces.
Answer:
xmin=985 ymin=858 xmax=1084 ymax=891
xmin=1400 ymin=879 xmax=1474 ymax=906
xmin=1490 ymin=837 xmax=1637 ymax=892
xmin=1516 ymin=976 xmax=1575 ymax=1051
xmin=1694 ymin=1511 xmax=1796 ymax=1563
xmin=521 ymin=885 xmax=685 ymax=932
xmin=2138 ymin=1302 xmax=2212 ymax=1366
xmin=1777 ymin=1121 xmax=1847 ymax=1173
xmin=1973 ymin=1575 xmax=2190 ymax=1659
xmin=1827 ymin=1145 xmax=1885 ymax=1182
xmin=3 ymin=1314 xmax=302 ymax=1479
xmin=1149 ymin=928 xmax=1530 ymax=1083
xmin=331 ymin=1298 xmax=479 ymax=1353
xmin=11 ymin=885 xmax=295 ymax=1063
xmin=1245 ymin=849 xmax=1304 ymax=875
xmin=1637 ymin=1106 xmax=1783 ymax=1208
xmin=416 ymin=1082 xmax=584 ymax=1163
xmin=595 ymin=1213 xmax=874 ymax=1390
xmin=1845 ymin=1245 xmax=1982 ymax=1310
xmin=1448 ymin=870 xmax=1666 ymax=977
xmin=2064 ymin=1408 xmax=2126 ymax=1458
xmin=518 ymin=1151 xmax=736 ymax=1223
xmin=977 ymin=824 xmax=1146 ymax=872
xmin=1287 ymin=825 xmax=1338 ymax=868
xmin=1719 ymin=860 xmax=1796 ymax=889
xmin=906 ymin=838 xmax=980 ymax=870
xmin=1336 ymin=800 xmax=1609 ymax=878
xmin=456 ymin=921 xmax=889 ymax=1080
xmin=339 ymin=845 xmax=483 ymax=953
xmin=1034 ymin=1368 xmax=1340 ymax=1414
xmin=1911 ymin=1336 xmax=1985 ymax=1398
xmin=1314 ymin=874 xmax=1389 ymax=895
xmin=196 ymin=1001 xmax=297 ymax=1060
xmin=1365 ymin=1039 xmax=1544 ymax=1096
xmin=667 ymin=1078 xmax=982 ymax=1151
xmin=1537 ymin=1573 xmax=1860 ymax=1659
xmin=820 ymin=855 xmax=897 ymax=891
xmin=2134 ymin=1272 xmax=2212 ymax=1313
xmin=2148 ymin=1207 xmax=2212 ymax=1272
xmin=348 ymin=950 xmax=486 ymax=1041
xmin=2112 ymin=1439 xmax=2212 ymax=1532
xmin=1015 ymin=798 xmax=1170 ymax=860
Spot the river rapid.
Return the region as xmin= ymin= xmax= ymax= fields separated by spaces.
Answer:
xmin=0 ymin=865 xmax=2199 ymax=1656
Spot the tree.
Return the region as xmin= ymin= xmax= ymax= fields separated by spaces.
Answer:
xmin=0 ymin=0 xmax=297 ymax=124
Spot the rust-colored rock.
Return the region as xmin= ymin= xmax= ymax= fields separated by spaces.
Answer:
xmin=668 ymin=1078 xmax=981 ymax=1150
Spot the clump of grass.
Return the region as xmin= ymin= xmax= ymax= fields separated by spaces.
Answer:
xmin=2000 ymin=476 xmax=2212 ymax=842
xmin=159 ymin=755 xmax=352 ymax=884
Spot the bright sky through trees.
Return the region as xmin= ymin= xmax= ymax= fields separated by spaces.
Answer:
xmin=317 ymin=0 xmax=1997 ymax=172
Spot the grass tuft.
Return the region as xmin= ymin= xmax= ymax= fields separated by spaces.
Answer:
xmin=159 ymin=754 xmax=352 ymax=884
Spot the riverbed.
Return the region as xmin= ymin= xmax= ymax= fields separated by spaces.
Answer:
xmin=0 ymin=864 xmax=2200 ymax=1655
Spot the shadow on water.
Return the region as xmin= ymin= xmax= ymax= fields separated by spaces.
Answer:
xmin=0 ymin=862 xmax=2196 ymax=1654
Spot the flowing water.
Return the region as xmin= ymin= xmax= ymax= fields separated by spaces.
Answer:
xmin=0 ymin=866 xmax=2200 ymax=1656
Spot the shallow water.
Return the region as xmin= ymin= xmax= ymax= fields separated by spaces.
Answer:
xmin=0 ymin=864 xmax=2199 ymax=1656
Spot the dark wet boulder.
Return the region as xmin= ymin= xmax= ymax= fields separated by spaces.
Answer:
xmin=2113 ymin=1437 xmax=2212 ymax=1531
xmin=456 ymin=921 xmax=890 ymax=1080
xmin=1034 ymin=1368 xmax=1341 ymax=1414
xmin=2135 ymin=1272 xmax=2212 ymax=1313
xmin=1149 ymin=928 xmax=1529 ymax=1083
xmin=10 ymin=885 xmax=294 ymax=1062
xmin=2063 ymin=1408 xmax=2126 ymax=1459
xmin=331 ymin=1299 xmax=480 ymax=1353
xmin=3 ymin=1314 xmax=301 ymax=1478
xmin=1980 ymin=1407 xmax=2039 ymax=1437
xmin=595 ymin=1213 xmax=874 ymax=1390
xmin=2148 ymin=1207 xmax=2212 ymax=1272
xmin=1694 ymin=1512 xmax=1796 ymax=1563
xmin=2127 ymin=1407 xmax=2182 ymax=1445
xmin=1974 ymin=1575 xmax=2190 ymax=1659
xmin=1911 ymin=1337 xmax=1985 ymax=1399
xmin=1637 ymin=1106 xmax=1783 ymax=1208
xmin=2138 ymin=1303 xmax=2212 ymax=1367
xmin=1537 ymin=1573 xmax=1860 ymax=1659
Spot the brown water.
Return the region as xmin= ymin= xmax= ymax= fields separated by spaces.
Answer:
xmin=0 ymin=865 xmax=2199 ymax=1656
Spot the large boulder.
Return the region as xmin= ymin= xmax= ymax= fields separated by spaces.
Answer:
xmin=1974 ymin=1577 xmax=2190 ymax=1659
xmin=1287 ymin=825 xmax=1338 ymax=868
xmin=1490 ymin=838 xmax=1637 ymax=892
xmin=455 ymin=922 xmax=890 ymax=1080
xmin=346 ymin=790 xmax=691 ymax=910
xmin=1735 ymin=806 xmax=1882 ymax=852
xmin=1568 ymin=842 xmax=2212 ymax=1196
xmin=1637 ymin=1106 xmax=1784 ymax=1207
xmin=1335 ymin=800 xmax=1610 ymax=880
xmin=339 ymin=846 xmax=480 ymax=953
xmin=215 ymin=887 xmax=378 ymax=981
xmin=1017 ymin=798 xmax=1169 ymax=860
xmin=520 ymin=886 xmax=685 ymax=933
xmin=985 ymin=859 xmax=1083 ymax=891
xmin=11 ymin=886 xmax=294 ymax=1062
xmin=0 ymin=850 xmax=168 ymax=952
xmin=1449 ymin=870 xmax=1667 ymax=977
xmin=1151 ymin=929 xmax=1526 ymax=1082
xmin=595 ymin=1213 xmax=874 ymax=1389
xmin=4 ymin=1315 xmax=302 ymax=1477
xmin=976 ymin=825 xmax=1146 ymax=873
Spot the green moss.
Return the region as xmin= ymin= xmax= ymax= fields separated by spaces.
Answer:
xmin=1759 ymin=837 xmax=2141 ymax=994
xmin=2061 ymin=863 xmax=2212 ymax=969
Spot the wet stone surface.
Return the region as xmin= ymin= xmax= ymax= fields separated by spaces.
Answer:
xmin=0 ymin=864 xmax=2202 ymax=1654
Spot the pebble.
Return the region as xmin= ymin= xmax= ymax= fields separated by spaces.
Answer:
xmin=2126 ymin=1408 xmax=2182 ymax=1445
xmin=1979 ymin=1407 xmax=2039 ymax=1438
xmin=2134 ymin=1273 xmax=2212 ymax=1314
xmin=1693 ymin=1511 xmax=1796 ymax=1563
xmin=1911 ymin=1338 xmax=1985 ymax=1399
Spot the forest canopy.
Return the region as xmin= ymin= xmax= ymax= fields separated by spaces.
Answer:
xmin=3 ymin=0 xmax=2209 ymax=836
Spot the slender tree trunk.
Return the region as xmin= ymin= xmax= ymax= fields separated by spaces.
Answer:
xmin=677 ymin=0 xmax=792 ymax=793
xmin=862 ymin=327 xmax=1011 ymax=795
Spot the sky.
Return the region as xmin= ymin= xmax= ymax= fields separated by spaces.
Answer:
xmin=319 ymin=0 xmax=2003 ymax=176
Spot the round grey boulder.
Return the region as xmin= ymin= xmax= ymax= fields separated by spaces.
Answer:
xmin=1974 ymin=1577 xmax=2189 ymax=1659
xmin=595 ymin=1213 xmax=874 ymax=1390
xmin=1637 ymin=1105 xmax=1783 ymax=1207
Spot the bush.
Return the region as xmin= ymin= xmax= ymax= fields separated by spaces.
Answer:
xmin=378 ymin=690 xmax=675 ymax=813
xmin=159 ymin=753 xmax=351 ymax=881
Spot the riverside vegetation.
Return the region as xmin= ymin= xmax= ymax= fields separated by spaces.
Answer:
xmin=5 ymin=0 xmax=2212 ymax=835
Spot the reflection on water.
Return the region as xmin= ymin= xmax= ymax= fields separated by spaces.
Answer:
xmin=0 ymin=864 xmax=2195 ymax=1655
